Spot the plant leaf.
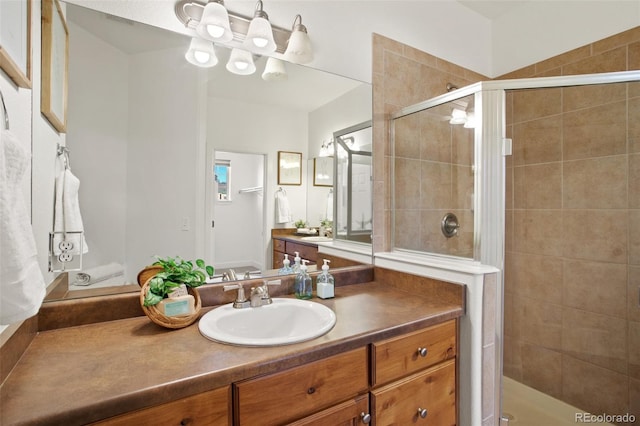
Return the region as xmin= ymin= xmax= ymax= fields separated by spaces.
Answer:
xmin=143 ymin=291 xmax=164 ymax=306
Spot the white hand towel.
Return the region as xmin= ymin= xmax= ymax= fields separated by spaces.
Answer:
xmin=1 ymin=129 xmax=46 ymax=325
xmin=275 ymin=191 xmax=291 ymax=224
xmin=53 ymin=168 xmax=88 ymax=255
xmin=326 ymin=191 xmax=333 ymax=221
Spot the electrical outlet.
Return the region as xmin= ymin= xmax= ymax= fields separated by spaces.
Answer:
xmin=58 ymin=240 xmax=74 ymax=251
xmin=58 ymin=253 xmax=73 ymax=262
xmin=181 ymin=216 xmax=190 ymax=231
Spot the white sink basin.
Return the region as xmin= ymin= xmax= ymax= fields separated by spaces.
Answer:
xmin=199 ymin=298 xmax=336 ymax=346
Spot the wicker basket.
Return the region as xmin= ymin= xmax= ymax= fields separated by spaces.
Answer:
xmin=140 ymin=278 xmax=202 ymax=329
xmin=137 ymin=265 xmax=164 ymax=287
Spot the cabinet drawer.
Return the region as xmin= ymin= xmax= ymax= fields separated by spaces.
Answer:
xmin=371 ymin=358 xmax=456 ymax=426
xmin=286 ymin=241 xmax=318 ymax=263
xmin=234 ymin=348 xmax=368 ymax=425
xmin=273 ymin=238 xmax=286 ymax=253
xmin=289 ymin=394 xmax=370 ymax=426
xmin=372 ymin=319 xmax=456 ymax=386
xmin=92 ymin=386 xmax=230 ymax=426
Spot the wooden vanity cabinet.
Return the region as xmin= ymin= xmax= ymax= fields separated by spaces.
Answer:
xmin=233 ymin=348 xmax=369 ymax=425
xmin=272 ymin=237 xmax=318 ymax=269
xmin=91 ymin=386 xmax=231 ymax=426
xmin=370 ymin=319 xmax=457 ymax=426
xmin=92 ymin=321 xmax=456 ymax=426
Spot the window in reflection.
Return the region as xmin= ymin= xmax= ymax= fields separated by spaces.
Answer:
xmin=215 ymin=160 xmax=231 ymax=201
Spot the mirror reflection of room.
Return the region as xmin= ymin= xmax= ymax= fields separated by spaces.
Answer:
xmin=62 ymin=2 xmax=372 ymax=297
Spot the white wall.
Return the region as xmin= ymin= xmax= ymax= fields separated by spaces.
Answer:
xmin=207 ymin=97 xmax=308 ymax=268
xmin=125 ymin=47 xmax=204 ymax=274
xmin=491 ymin=1 xmax=640 ymax=76
xmin=67 ymin=22 xmax=129 ymax=273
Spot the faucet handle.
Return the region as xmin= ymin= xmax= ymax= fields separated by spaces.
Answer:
xmin=260 ymin=279 xmax=281 ymax=304
xmin=224 ymin=283 xmax=250 ymax=308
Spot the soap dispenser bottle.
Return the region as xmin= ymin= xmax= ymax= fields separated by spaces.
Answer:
xmin=316 ymin=259 xmax=335 ymax=299
xmin=278 ymin=254 xmax=293 ymax=275
xmin=294 ymin=259 xmax=312 ymax=299
xmin=292 ymin=251 xmax=302 ymax=274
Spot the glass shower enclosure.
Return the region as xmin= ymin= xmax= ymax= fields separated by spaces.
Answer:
xmin=390 ymin=70 xmax=640 ymax=424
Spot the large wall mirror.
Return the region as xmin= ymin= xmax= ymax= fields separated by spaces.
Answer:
xmin=49 ymin=2 xmax=372 ymax=301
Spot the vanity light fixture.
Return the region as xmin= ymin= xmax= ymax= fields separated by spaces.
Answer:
xmin=244 ymin=0 xmax=276 ymax=54
xmin=262 ymin=57 xmax=287 ymax=81
xmin=319 ymin=139 xmax=334 ymax=157
xmin=284 ymin=15 xmax=313 ymax=64
xmin=176 ymin=0 xmax=313 ymax=74
xmin=195 ymin=0 xmax=233 ymax=42
xmin=185 ymin=37 xmax=218 ymax=67
xmin=226 ymin=48 xmax=256 ymax=75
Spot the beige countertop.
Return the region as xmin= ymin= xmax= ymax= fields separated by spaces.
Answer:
xmin=0 ymin=280 xmax=463 ymax=425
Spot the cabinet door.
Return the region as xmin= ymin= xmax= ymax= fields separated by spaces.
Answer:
xmin=92 ymin=386 xmax=230 ymax=426
xmin=289 ymin=394 xmax=370 ymax=426
xmin=371 ymin=359 xmax=456 ymax=426
xmin=372 ymin=319 xmax=456 ymax=386
xmin=234 ymin=348 xmax=368 ymax=425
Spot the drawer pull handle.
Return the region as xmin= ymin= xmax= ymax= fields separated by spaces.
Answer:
xmin=307 ymin=387 xmax=316 ymax=394
xmin=417 ymin=347 xmax=428 ymax=357
xmin=417 ymin=408 xmax=428 ymax=418
xmin=360 ymin=412 xmax=371 ymax=424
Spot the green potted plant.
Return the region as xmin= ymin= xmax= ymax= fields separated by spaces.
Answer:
xmin=143 ymin=256 xmax=214 ymax=307
xmin=294 ymin=219 xmax=307 ymax=230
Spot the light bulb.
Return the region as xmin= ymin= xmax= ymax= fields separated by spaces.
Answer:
xmin=206 ymin=24 xmax=225 ymax=39
xmin=185 ymin=38 xmax=218 ymax=68
xmin=194 ymin=51 xmax=210 ymax=64
xmin=252 ymin=37 xmax=269 ymax=48
xmin=235 ymin=61 xmax=249 ymax=71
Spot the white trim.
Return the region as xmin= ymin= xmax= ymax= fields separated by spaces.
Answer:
xmin=318 ymin=240 xmax=373 ymax=265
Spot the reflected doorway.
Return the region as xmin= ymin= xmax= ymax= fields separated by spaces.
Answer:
xmin=209 ymin=151 xmax=266 ymax=272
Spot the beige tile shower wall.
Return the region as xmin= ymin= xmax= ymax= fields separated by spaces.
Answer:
xmin=501 ymin=26 xmax=640 ymax=419
xmin=393 ymin=106 xmax=475 ymax=257
xmin=371 ymin=34 xmax=486 ymax=254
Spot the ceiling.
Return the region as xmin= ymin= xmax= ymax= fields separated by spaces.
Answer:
xmin=457 ymin=0 xmax=526 ymax=19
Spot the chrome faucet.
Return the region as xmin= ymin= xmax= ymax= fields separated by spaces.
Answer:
xmin=225 ymin=279 xmax=282 ymax=309
xmin=221 ymin=269 xmax=238 ymax=281
xmin=249 ymin=279 xmax=282 ymax=307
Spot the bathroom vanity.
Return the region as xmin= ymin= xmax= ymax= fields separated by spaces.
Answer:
xmin=271 ymin=230 xmax=363 ymax=270
xmin=0 ymin=267 xmax=463 ymax=425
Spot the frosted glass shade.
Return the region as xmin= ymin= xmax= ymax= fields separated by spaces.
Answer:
xmin=244 ymin=16 xmax=276 ymax=54
xmin=261 ymin=57 xmax=287 ymax=81
xmin=196 ymin=1 xmax=233 ymax=42
xmin=284 ymin=29 xmax=313 ymax=64
xmin=226 ymin=48 xmax=256 ymax=75
xmin=185 ymin=38 xmax=218 ymax=68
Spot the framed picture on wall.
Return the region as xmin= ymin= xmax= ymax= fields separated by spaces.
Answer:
xmin=0 ymin=0 xmax=32 ymax=88
xmin=41 ymin=0 xmax=68 ymax=133
xmin=277 ymin=151 xmax=302 ymax=185
xmin=313 ymin=157 xmax=333 ymax=186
